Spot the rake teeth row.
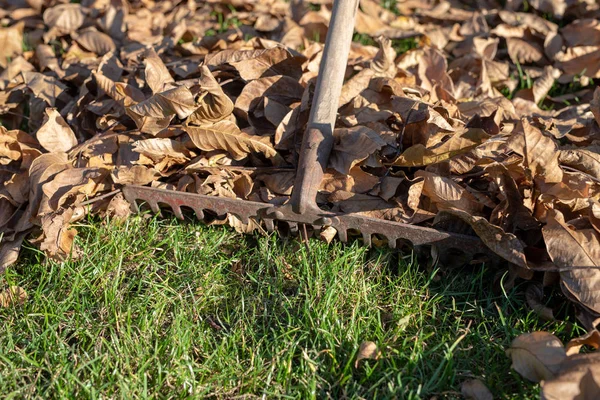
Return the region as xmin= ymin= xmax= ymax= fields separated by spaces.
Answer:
xmin=122 ymin=186 xmax=493 ymax=262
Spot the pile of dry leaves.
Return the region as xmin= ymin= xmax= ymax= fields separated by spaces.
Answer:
xmin=2 ymin=0 xmax=600 ymax=395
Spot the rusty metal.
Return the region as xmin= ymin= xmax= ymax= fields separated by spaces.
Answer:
xmin=122 ymin=185 xmax=491 ymax=259
xmin=122 ymin=0 xmax=494 ymax=261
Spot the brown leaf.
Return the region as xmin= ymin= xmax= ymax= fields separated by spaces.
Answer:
xmin=235 ymin=75 xmax=304 ymax=120
xmin=226 ymin=46 xmax=304 ymax=81
xmin=35 ymin=108 xmax=78 ymax=153
xmin=22 ymin=71 xmax=68 ymax=107
xmin=258 ymin=171 xmax=294 ymax=195
xmin=508 ymin=118 xmax=563 ymax=183
xmin=93 ymin=72 xmax=146 ymax=108
xmin=370 ymin=36 xmax=397 ymax=78
xmin=506 ymin=331 xmax=566 ymax=382
xmin=185 ymin=120 xmax=278 ymax=161
xmin=566 ymin=330 xmax=600 ymax=356
xmin=440 ymin=207 xmax=529 ymax=269
xmin=73 ymin=29 xmax=116 ymax=56
xmin=132 ymin=138 xmax=190 ymax=164
xmin=355 ymin=341 xmax=380 ymax=368
xmin=417 ymin=171 xmax=483 ymax=215
xmin=319 ymin=226 xmax=337 ymax=244
xmin=558 ymin=147 xmax=600 ymax=180
xmin=187 ymin=66 xmax=234 ymax=125
xmin=461 ymin=379 xmax=493 ymax=400
xmin=541 ymin=353 xmax=600 ymax=400
xmin=329 ymin=126 xmax=386 ymax=174
xmin=339 ymin=68 xmax=375 ymax=108
xmin=143 ymin=48 xmax=175 ymax=94
xmin=43 ymin=3 xmax=85 ymax=34
xmin=127 ymin=86 xmax=197 ymax=135
xmin=543 ymin=209 xmax=600 ymax=314
xmin=106 ymin=193 xmax=132 ymax=221
xmin=0 ymin=232 xmax=28 ymax=275
xmin=393 ymin=128 xmax=489 ymax=167
xmin=0 ymin=22 xmax=24 ymax=68
xmin=506 ymin=37 xmax=545 ymax=64
xmin=42 ymin=168 xmax=107 ymax=211
xmin=0 ymin=286 xmax=28 ymax=307
xmin=532 ymin=66 xmax=561 ymax=104
xmin=111 ymin=165 xmax=160 ymax=186
xmin=39 ymin=208 xmax=79 ymax=260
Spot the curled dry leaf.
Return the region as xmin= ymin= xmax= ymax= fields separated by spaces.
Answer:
xmin=355 ymin=341 xmax=380 ymax=368
xmin=566 ymin=330 xmax=600 ymax=356
xmin=461 ymin=379 xmax=493 ymax=400
xmin=39 ymin=207 xmax=80 ymax=261
xmin=440 ymin=207 xmax=528 ymax=269
xmin=185 ymin=120 xmax=278 ymax=161
xmin=558 ymin=147 xmax=600 ymax=180
xmin=541 ymin=353 xmax=600 ymax=400
xmin=393 ymin=128 xmax=489 ymax=167
xmin=0 ymin=286 xmax=28 ymax=308
xmin=73 ymin=29 xmax=117 ymax=56
xmin=329 ymin=126 xmax=386 ymax=174
xmin=187 ymin=66 xmax=234 ymax=125
xmin=0 ymin=232 xmax=28 ymax=274
xmin=319 ymin=226 xmax=337 ymax=244
xmin=42 ymin=3 xmax=85 ymax=34
xmin=506 ymin=331 xmax=566 ymax=382
xmin=143 ymin=48 xmax=175 ymax=94
xmin=542 ymin=209 xmax=600 ymax=314
xmin=507 ymin=118 xmax=563 ymax=183
xmin=0 ymin=22 xmax=24 ymax=68
xmin=35 ymin=108 xmax=78 ymax=153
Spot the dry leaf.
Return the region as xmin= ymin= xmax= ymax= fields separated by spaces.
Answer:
xmin=393 ymin=128 xmax=489 ymax=167
xmin=73 ymin=29 xmax=116 ymax=56
xmin=441 ymin=208 xmax=529 ymax=269
xmin=355 ymin=341 xmax=380 ymax=368
xmin=566 ymin=330 xmax=600 ymax=356
xmin=187 ymin=66 xmax=234 ymax=125
xmin=508 ymin=118 xmax=563 ymax=183
xmin=506 ymin=331 xmax=566 ymax=382
xmin=0 ymin=286 xmax=28 ymax=307
xmin=541 ymin=353 xmax=600 ymax=400
xmin=143 ymin=48 xmax=175 ymax=94
xmin=319 ymin=226 xmax=337 ymax=244
xmin=0 ymin=22 xmax=24 ymax=68
xmin=43 ymin=4 xmax=85 ymax=34
xmin=35 ymin=108 xmax=78 ymax=153
xmin=329 ymin=126 xmax=386 ymax=174
xmin=461 ymin=379 xmax=494 ymax=400
xmin=185 ymin=120 xmax=278 ymax=160
xmin=543 ymin=210 xmax=600 ymax=314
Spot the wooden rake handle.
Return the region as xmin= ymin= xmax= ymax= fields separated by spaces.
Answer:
xmin=290 ymin=0 xmax=360 ymax=215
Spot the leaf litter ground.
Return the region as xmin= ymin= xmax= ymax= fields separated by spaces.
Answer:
xmin=2 ymin=0 xmax=600 ymax=397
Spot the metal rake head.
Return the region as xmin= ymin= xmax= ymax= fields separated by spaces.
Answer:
xmin=122 ymin=185 xmax=493 ymax=262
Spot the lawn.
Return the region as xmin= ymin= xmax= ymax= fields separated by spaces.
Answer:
xmin=0 ymin=215 xmax=582 ymax=398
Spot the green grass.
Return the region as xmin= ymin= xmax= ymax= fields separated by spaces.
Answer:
xmin=0 ymin=215 xmax=581 ymax=398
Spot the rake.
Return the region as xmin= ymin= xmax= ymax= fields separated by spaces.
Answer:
xmin=122 ymin=0 xmax=491 ymax=261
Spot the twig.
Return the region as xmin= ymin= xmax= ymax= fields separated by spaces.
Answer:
xmin=78 ymin=189 xmax=121 ymax=206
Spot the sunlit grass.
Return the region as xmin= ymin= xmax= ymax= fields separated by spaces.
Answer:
xmin=0 ymin=215 xmax=581 ymax=398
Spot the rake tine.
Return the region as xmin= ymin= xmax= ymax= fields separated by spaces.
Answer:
xmin=264 ymin=218 xmax=275 ymax=232
xmin=172 ymin=205 xmax=184 ymax=220
xmin=362 ymin=232 xmax=372 ymax=247
xmin=337 ymin=228 xmax=348 ymax=243
xmin=287 ymin=222 xmax=299 ymax=235
xmin=148 ymin=200 xmax=161 ymax=214
xmin=193 ymin=208 xmax=205 ymax=220
xmin=387 ymin=237 xmax=397 ymax=250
